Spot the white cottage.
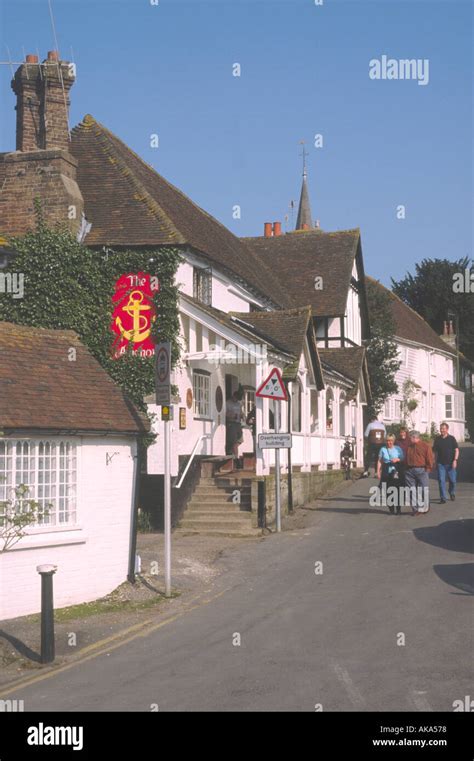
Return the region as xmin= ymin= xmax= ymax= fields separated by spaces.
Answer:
xmin=0 ymin=322 xmax=148 ymax=621
xmin=367 ymin=278 xmax=467 ymax=441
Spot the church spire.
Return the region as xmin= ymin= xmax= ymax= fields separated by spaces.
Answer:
xmin=296 ymin=141 xmax=313 ymax=230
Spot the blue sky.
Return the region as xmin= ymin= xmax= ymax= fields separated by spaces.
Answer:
xmin=0 ymin=0 xmax=472 ymax=285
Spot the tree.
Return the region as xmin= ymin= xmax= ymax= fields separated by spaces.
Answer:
xmin=391 ymin=257 xmax=474 ymax=361
xmin=0 ymin=483 xmax=46 ymax=552
xmin=365 ymin=279 xmax=401 ymax=418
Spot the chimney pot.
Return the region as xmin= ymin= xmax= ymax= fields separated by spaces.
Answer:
xmin=264 ymin=222 xmax=273 ymax=238
xmin=26 ymin=54 xmax=38 ymax=63
xmin=47 ymin=50 xmax=59 ymax=61
xmin=273 ymin=221 xmax=282 ymax=237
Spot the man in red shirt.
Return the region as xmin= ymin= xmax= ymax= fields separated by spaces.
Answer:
xmin=405 ymin=430 xmax=434 ymax=515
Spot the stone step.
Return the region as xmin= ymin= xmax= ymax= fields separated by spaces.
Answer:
xmin=186 ymin=508 xmax=250 ymax=518
xmin=187 ymin=498 xmax=251 ymax=510
xmin=193 ymin=484 xmax=252 ymax=494
xmin=179 ymin=517 xmax=254 ymax=532
xmin=190 ymin=491 xmax=250 ymax=505
xmin=175 ymin=526 xmax=262 ymax=538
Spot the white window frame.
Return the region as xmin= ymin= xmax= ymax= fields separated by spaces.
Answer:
xmin=192 ymin=370 xmax=211 ymax=419
xmin=0 ymin=439 xmax=77 ymax=529
xmin=445 ymin=394 xmax=453 ymax=419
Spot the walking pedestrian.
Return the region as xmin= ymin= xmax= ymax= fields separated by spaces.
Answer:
xmin=364 ymin=415 xmax=386 ymax=477
xmin=376 ymin=434 xmax=404 ymax=514
xmin=395 ymin=426 xmax=409 ymax=487
xmin=405 ymin=430 xmax=434 ymax=515
xmin=432 ymin=422 xmax=459 ymax=504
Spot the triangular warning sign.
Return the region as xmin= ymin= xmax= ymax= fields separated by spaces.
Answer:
xmin=256 ymin=368 xmax=288 ymax=401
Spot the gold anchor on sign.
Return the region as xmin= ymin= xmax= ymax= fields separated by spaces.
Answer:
xmin=115 ymin=290 xmax=155 ymax=343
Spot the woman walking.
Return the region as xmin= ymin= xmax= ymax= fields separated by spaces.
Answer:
xmin=377 ymin=434 xmax=404 ymax=514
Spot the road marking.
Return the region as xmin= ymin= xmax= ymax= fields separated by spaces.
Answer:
xmin=331 ymin=661 xmax=366 ymax=709
xmin=411 ymin=690 xmax=433 ymax=712
xmin=0 ymin=587 xmax=229 ymax=698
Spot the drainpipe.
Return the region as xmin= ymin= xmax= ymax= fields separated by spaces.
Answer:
xmin=128 ymin=437 xmax=142 ymax=584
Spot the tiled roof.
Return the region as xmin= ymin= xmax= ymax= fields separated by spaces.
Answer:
xmin=0 ymin=322 xmax=148 ymax=434
xmin=70 ymin=116 xmax=292 ymax=309
xmin=180 ymin=296 xmax=324 ymax=388
xmin=229 ymin=305 xmax=310 ymax=355
xmin=241 ymin=228 xmax=361 ymax=316
xmin=367 ymin=277 xmax=457 ymax=356
xmin=318 ymin=347 xmax=368 ymax=397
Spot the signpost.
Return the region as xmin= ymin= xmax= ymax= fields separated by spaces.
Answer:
xmin=258 ymin=433 xmax=292 ymax=449
xmin=155 ymin=342 xmax=172 ymax=597
xmin=256 ymin=368 xmax=288 ymax=533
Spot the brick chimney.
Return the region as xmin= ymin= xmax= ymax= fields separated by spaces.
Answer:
xmin=439 ymin=319 xmax=457 ymax=349
xmin=264 ymin=222 xmax=273 ymax=237
xmin=272 ymin=221 xmax=282 ymax=236
xmin=0 ymin=52 xmax=84 ymax=238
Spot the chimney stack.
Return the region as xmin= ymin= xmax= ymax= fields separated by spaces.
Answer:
xmin=11 ymin=51 xmax=75 ymax=152
xmin=264 ymin=222 xmax=273 ymax=238
xmin=272 ymin=221 xmax=282 ymax=236
xmin=0 ymin=53 xmax=84 ymax=238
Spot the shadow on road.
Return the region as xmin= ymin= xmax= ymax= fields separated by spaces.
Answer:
xmin=414 ymin=518 xmax=474 ymax=594
xmin=433 ymin=563 xmax=474 ymax=595
xmin=0 ymin=630 xmax=41 ymax=663
xmin=311 ymin=506 xmax=392 ymax=516
xmin=413 ymin=519 xmax=474 ymax=555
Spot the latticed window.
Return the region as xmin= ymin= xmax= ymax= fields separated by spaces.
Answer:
xmin=193 ymin=267 xmax=212 ymax=306
xmin=193 ymin=371 xmax=211 ymax=418
xmin=0 ymin=440 xmax=77 ymax=527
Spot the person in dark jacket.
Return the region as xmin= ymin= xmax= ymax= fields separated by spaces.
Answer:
xmin=432 ymin=422 xmax=459 ymax=504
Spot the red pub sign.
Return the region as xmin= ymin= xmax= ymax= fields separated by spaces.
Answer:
xmin=111 ymin=273 xmax=159 ymax=359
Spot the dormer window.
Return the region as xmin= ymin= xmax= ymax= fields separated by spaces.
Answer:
xmin=193 ymin=266 xmax=212 ymax=306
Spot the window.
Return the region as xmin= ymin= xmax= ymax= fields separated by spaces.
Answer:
xmin=394 ymin=399 xmax=402 ymax=422
xmin=193 ymin=371 xmax=211 ymax=418
xmin=384 ymin=400 xmax=391 ymax=419
xmin=193 ymin=267 xmax=212 ymax=306
xmin=242 ymin=387 xmax=255 ymax=419
xmin=400 ymin=347 xmax=408 ymax=367
xmin=445 ymin=395 xmax=453 ymax=418
xmin=291 ymin=381 xmax=302 ymax=432
xmin=431 ymin=393 xmax=436 ymax=420
xmin=0 ymin=440 xmax=77 ymax=528
xmin=421 ymin=392 xmax=428 ymax=420
xmin=181 ymin=314 xmax=190 ymax=351
xmin=339 ymin=392 xmax=346 ymax=436
xmin=326 ymin=388 xmax=334 ymax=432
xmin=195 ymin=322 xmax=203 ymax=353
xmin=310 ymin=390 xmax=319 ymax=434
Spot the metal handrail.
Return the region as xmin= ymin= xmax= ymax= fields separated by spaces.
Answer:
xmin=173 ymin=434 xmax=211 ymax=489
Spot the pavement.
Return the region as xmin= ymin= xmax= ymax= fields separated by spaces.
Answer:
xmin=1 ymin=445 xmax=472 ymax=711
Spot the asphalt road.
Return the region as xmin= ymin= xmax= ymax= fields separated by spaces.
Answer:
xmin=9 ymin=446 xmax=474 ymax=712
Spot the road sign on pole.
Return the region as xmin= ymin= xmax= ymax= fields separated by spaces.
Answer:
xmin=256 ymin=368 xmax=289 ymax=532
xmin=255 ymin=367 xmax=288 ymax=401
xmin=258 ymin=433 xmax=292 ymax=449
xmin=155 ymin=342 xmax=171 ymax=405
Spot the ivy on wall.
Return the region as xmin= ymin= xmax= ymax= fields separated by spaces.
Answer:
xmin=0 ymin=214 xmax=182 ymax=410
